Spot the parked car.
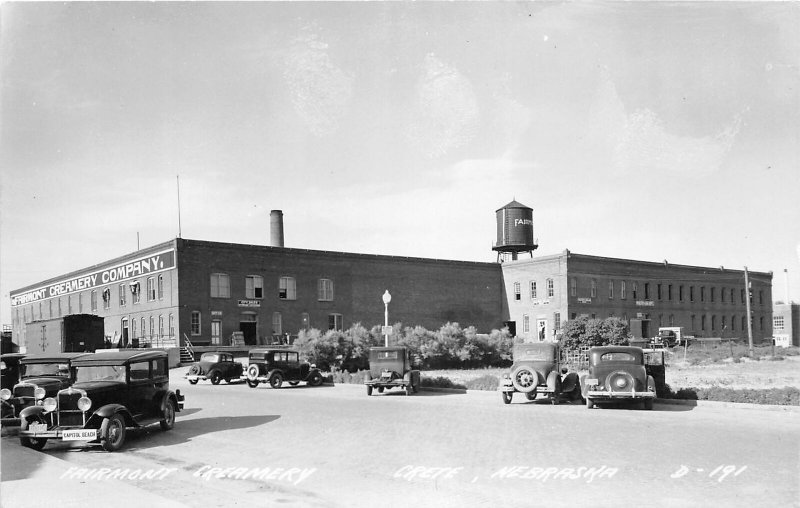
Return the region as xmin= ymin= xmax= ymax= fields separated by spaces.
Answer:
xmin=643 ymin=348 xmax=669 ymax=398
xmin=1 ymin=353 xmax=90 ymax=425
xmin=185 ymin=352 xmax=244 ymax=385
xmin=244 ymin=348 xmax=324 ymax=388
xmin=499 ymin=342 xmax=581 ymax=404
xmin=364 ymin=346 xmax=420 ymax=396
xmin=651 ymin=329 xmax=678 ymax=348
xmin=18 ymin=350 xmax=183 ymax=452
xmin=581 ymin=346 xmax=656 ymax=410
xmin=1 ymin=353 xmax=26 ymax=420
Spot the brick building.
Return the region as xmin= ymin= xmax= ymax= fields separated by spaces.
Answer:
xmin=501 ymin=250 xmax=773 ymax=343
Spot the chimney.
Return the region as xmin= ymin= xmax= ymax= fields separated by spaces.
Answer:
xmin=270 ymin=210 xmax=284 ymax=247
xmin=785 ymin=269 xmax=790 ymax=304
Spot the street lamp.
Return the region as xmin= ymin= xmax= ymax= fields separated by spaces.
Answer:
xmin=382 ymin=290 xmax=392 ymax=347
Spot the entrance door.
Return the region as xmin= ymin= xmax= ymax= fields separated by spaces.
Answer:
xmin=121 ymin=318 xmax=130 ymax=348
xmin=240 ymin=322 xmax=257 ymax=345
xmin=642 ymin=320 xmax=651 ymax=339
xmin=537 ymin=319 xmax=547 ymax=342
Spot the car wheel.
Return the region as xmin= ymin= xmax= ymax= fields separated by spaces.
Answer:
xmin=586 ymin=397 xmax=595 ymax=410
xmin=209 ymin=371 xmax=222 ymax=385
xmin=377 ymin=386 xmax=385 ymax=393
xmin=525 ymin=391 xmax=537 ymax=401
xmin=160 ymin=398 xmax=176 ymax=431
xmin=511 ymin=365 xmax=538 ymax=393
xmin=502 ymin=392 xmax=513 ymax=405
xmin=188 ymin=379 xmax=199 ymax=385
xmin=367 ymin=385 xmax=373 ymax=396
xmin=289 ymin=381 xmax=300 ymax=386
xmin=100 ymin=414 xmax=126 ymax=452
xmin=20 ymin=416 xmax=48 ymax=451
xmin=308 ymin=372 xmax=323 ymax=387
xmin=246 ymin=379 xmax=259 ymax=388
xmin=270 ymin=373 xmax=283 ymax=389
xmin=187 ymin=364 xmax=201 ymax=375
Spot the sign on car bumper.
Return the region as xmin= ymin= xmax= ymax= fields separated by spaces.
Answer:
xmin=21 ymin=424 xmax=98 ymax=441
xmin=586 ymin=390 xmax=656 ymax=399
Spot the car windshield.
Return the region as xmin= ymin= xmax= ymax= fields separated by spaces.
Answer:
xmin=22 ymin=363 xmax=70 ymax=378
xmin=201 ymin=353 xmax=220 ymax=363
xmin=75 ymin=365 xmax=126 ymax=383
xmin=600 ymin=352 xmax=638 ymax=362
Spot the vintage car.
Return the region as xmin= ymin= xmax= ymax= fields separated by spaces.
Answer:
xmin=499 ymin=342 xmax=581 ymax=404
xmin=1 ymin=353 xmax=26 ymax=421
xmin=643 ymin=348 xmax=669 ymax=398
xmin=244 ymin=348 xmax=324 ymax=388
xmin=185 ymin=352 xmax=244 ymax=385
xmin=18 ymin=350 xmax=183 ymax=452
xmin=364 ymin=346 xmax=420 ymax=396
xmin=1 ymin=353 xmax=90 ymax=425
xmin=581 ymin=346 xmax=657 ymax=410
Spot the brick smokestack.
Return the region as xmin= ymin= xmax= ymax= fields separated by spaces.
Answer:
xmin=270 ymin=210 xmax=284 ymax=247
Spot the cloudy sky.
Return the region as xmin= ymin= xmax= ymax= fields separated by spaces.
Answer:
xmin=1 ymin=2 xmax=798 ymax=325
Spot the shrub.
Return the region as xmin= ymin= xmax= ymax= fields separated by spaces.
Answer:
xmin=671 ymin=386 xmax=800 ymax=405
xmin=420 ymin=376 xmax=467 ymax=390
xmin=465 ymin=374 xmax=500 ymax=391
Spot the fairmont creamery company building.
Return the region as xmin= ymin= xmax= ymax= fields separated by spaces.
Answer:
xmin=8 ymin=203 xmax=773 ymax=355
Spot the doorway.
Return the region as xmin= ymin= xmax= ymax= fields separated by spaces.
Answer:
xmin=240 ymin=321 xmax=257 ymax=345
xmin=537 ymin=318 xmax=547 ymax=342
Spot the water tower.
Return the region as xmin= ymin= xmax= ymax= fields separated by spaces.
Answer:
xmin=493 ymin=199 xmax=538 ymax=262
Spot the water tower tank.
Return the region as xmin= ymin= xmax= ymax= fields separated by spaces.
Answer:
xmin=493 ymin=200 xmax=537 ymax=261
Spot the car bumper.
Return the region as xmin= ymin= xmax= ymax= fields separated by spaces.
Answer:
xmin=365 ymin=379 xmax=408 ymax=387
xmin=20 ymin=426 xmax=99 ymax=442
xmin=586 ymin=390 xmax=656 ymax=399
xmin=498 ymin=382 xmax=554 ymax=394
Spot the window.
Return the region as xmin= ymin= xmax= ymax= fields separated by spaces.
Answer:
xmin=570 ymin=278 xmax=577 ymax=297
xmin=141 ymin=317 xmax=146 ymax=339
xmin=711 ymin=315 xmax=716 ymax=331
xmin=91 ymin=290 xmax=97 ymax=312
xmin=211 ymin=320 xmax=221 ymax=345
xmin=78 ymin=293 xmax=83 ymax=312
xmin=513 ymin=282 xmax=521 ymax=301
xmin=669 ymin=314 xmax=675 ymax=326
xmin=130 ymin=361 xmax=150 ymax=381
xmin=759 ymin=291 xmax=764 ymax=305
xmin=690 ymin=286 xmax=695 ymax=302
xmin=554 ymin=312 xmax=561 ymax=331
xmin=301 ymin=313 xmax=310 ymax=330
xmin=632 ymin=282 xmax=638 ymax=300
xmin=522 ymin=314 xmax=530 ymax=333
xmin=68 ymin=295 xmax=73 ymax=313
xmin=210 ymin=273 xmax=230 ymax=298
xmin=246 ymin=275 xmax=264 ymax=299
xmin=721 ymin=287 xmax=726 ymax=303
xmin=147 ymin=277 xmax=156 ymax=301
xmin=328 ymin=313 xmax=343 ymax=331
xmin=668 ymin=285 xmax=673 ymax=301
xmin=191 ymin=311 xmax=201 ymax=335
xmin=547 ymin=279 xmax=554 ymax=298
xmin=608 ymin=281 xmax=614 ymax=299
xmin=530 ymin=282 xmax=537 ymax=299
xmin=279 ymin=277 xmax=296 ymax=300
xmin=679 ymin=285 xmax=684 ymax=302
xmin=131 ymin=281 xmax=141 ymax=304
xmin=153 ymin=358 xmax=168 ymax=378
xmin=158 ymin=275 xmax=164 ymax=300
xmin=700 ymin=287 xmax=705 ymax=302
xmin=710 ymin=287 xmax=716 ymax=303
xmin=159 ymin=315 xmax=164 ymax=339
xmin=740 ymin=289 xmax=745 ymax=303
xmin=272 ymin=312 xmax=282 ymax=336
xmin=658 ymin=314 xmax=663 ymax=327
xmin=701 ymin=315 xmax=706 ymax=331
xmin=131 ymin=319 xmax=137 ymax=339
xmin=644 ymin=283 xmax=651 ymax=300
xmin=657 ymin=284 xmax=662 ymax=300
xmin=774 ymin=315 xmax=785 ymax=331
xmin=103 ymin=288 xmax=111 ymax=310
xmin=318 ymin=279 xmax=334 ymax=301
xmin=119 ymin=284 xmax=127 ymax=306
xmin=721 ymin=315 xmax=727 ymax=331
xmin=150 ymin=316 xmax=155 ymax=339
xmin=691 ymin=314 xmax=696 ymax=330
xmin=731 ymin=315 xmax=736 ymax=331
xmin=759 ymin=316 xmax=764 ymax=331
xmin=591 ymin=280 xmax=597 ymax=298
xmin=621 ymin=281 xmax=627 ymax=300
xmin=169 ymin=314 xmax=174 ymax=337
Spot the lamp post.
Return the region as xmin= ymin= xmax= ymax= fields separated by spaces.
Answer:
xmin=382 ymin=290 xmax=392 ymax=347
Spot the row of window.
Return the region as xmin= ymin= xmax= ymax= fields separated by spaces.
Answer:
xmin=189 ymin=311 xmax=344 ymax=340
xmin=512 ymin=278 xmax=766 ymax=306
xmin=210 ymin=274 xmax=334 ymax=301
xmin=566 ymin=312 xmax=768 ymax=333
xmin=121 ymin=314 xmax=175 ymax=341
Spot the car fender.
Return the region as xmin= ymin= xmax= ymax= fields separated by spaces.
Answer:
xmin=561 ymin=372 xmax=580 ymax=393
xmin=19 ymin=404 xmax=46 ymax=420
xmin=91 ymin=404 xmax=137 ymax=428
xmin=158 ymin=391 xmax=182 ymax=413
xmin=306 ymin=368 xmax=322 ymax=380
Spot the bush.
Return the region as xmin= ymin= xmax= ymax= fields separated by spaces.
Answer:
xmin=465 ymin=374 xmax=500 ymax=391
xmin=671 ymin=386 xmax=800 ymax=405
xmin=420 ymin=376 xmax=467 ymax=390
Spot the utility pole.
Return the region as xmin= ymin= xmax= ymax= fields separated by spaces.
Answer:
xmin=744 ymin=266 xmax=754 ymax=358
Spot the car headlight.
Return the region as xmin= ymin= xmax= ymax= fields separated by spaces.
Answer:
xmin=77 ymin=396 xmax=92 ymax=412
xmin=34 ymin=387 xmax=46 ymax=400
xmin=43 ymin=397 xmax=57 ymax=413
xmin=0 ymin=388 xmax=11 ymax=401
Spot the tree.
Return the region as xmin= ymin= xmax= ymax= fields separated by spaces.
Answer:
xmin=560 ymin=316 xmax=631 ymax=352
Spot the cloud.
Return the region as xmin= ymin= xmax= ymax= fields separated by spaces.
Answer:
xmin=590 ymin=71 xmax=742 ymax=177
xmin=406 ymin=53 xmax=480 ymax=159
xmin=283 ymin=24 xmax=354 ymax=137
